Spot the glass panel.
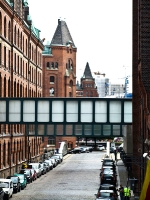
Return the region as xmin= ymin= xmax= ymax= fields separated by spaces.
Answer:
xmin=66 ymin=101 xmax=78 ymax=122
xmin=124 ymin=101 xmax=132 ymax=122
xmin=95 ymin=101 xmax=107 ymax=122
xmin=52 ymin=101 xmax=64 ymax=122
xmin=0 ymin=101 xmax=6 ymax=122
xmin=113 ymin=125 xmax=120 ymax=136
xmin=23 ymin=100 xmax=35 ymax=122
xmin=81 ymin=101 xmax=92 ymax=122
xmin=94 ymin=125 xmax=101 ymax=136
xmin=47 ymin=125 xmax=54 ymax=135
xmin=37 ymin=101 xmax=49 ymax=122
xmin=74 ymin=125 xmax=82 ymax=136
xmin=109 ymin=101 xmax=121 ymax=122
xmin=66 ymin=125 xmax=73 ymax=135
xmin=103 ymin=125 xmax=111 ymax=136
xmin=56 ymin=125 xmax=63 ymax=135
xmin=9 ymin=100 xmax=21 ymax=122
xmin=37 ymin=124 xmax=44 ymax=135
xmin=28 ymin=124 xmax=35 ymax=135
xmin=84 ymin=124 xmax=92 ymax=136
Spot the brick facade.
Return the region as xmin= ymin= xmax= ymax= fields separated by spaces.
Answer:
xmin=0 ymin=0 xmax=44 ymax=177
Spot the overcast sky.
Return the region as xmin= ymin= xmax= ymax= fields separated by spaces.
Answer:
xmin=28 ymin=0 xmax=132 ymax=87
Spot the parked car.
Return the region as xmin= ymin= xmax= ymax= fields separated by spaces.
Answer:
xmin=96 ymin=189 xmax=118 ymax=200
xmin=43 ymin=161 xmax=51 ymax=171
xmin=97 ymin=145 xmax=105 ymax=151
xmin=0 ymin=178 xmax=13 ymax=200
xmin=6 ymin=176 xmax=21 ymax=193
xmin=99 ymin=184 xmax=118 ymax=197
xmin=70 ymin=148 xmax=81 ymax=154
xmin=117 ymin=143 xmax=124 ymax=152
xmin=79 ymin=147 xmax=88 ymax=153
xmin=48 ymin=158 xmax=57 ymax=168
xmin=44 ymin=160 xmax=53 ymax=170
xmin=110 ymin=147 xmax=116 ymax=153
xmin=51 ymin=155 xmax=61 ymax=164
xmin=39 ymin=162 xmax=47 ymax=175
xmin=30 ymin=169 xmax=37 ymax=181
xmin=14 ymin=173 xmax=27 ymax=190
xmin=19 ymin=169 xmax=33 ymax=183
xmin=100 ymin=174 xmax=117 ymax=186
xmin=28 ymin=163 xmax=42 ymax=178
xmin=0 ymin=187 xmax=4 ymax=200
xmin=55 ymin=153 xmax=63 ymax=162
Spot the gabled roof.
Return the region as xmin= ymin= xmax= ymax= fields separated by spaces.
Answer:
xmin=51 ymin=19 xmax=76 ymax=48
xmin=82 ymin=62 xmax=93 ymax=79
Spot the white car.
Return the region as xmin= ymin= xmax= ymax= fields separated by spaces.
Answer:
xmin=0 ymin=178 xmax=13 ymax=200
xmin=97 ymin=145 xmax=105 ymax=151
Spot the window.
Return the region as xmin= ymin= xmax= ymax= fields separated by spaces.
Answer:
xmin=8 ymin=21 xmax=11 ymax=41
xmin=14 ymin=26 xmax=16 ymax=44
xmin=50 ymin=76 xmax=54 ymax=83
xmin=18 ymin=29 xmax=19 ymax=47
xmin=8 ymin=50 xmax=10 ymax=71
xmin=4 ymin=46 xmax=6 ymax=69
xmin=55 ymin=62 xmax=58 ymax=69
xmin=4 ymin=17 xmax=6 ymax=38
xmin=49 ymin=87 xmax=54 ymax=96
xmin=47 ymin=62 xmax=50 ymax=69
xmin=51 ymin=62 xmax=54 ymax=68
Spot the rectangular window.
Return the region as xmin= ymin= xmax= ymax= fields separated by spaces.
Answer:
xmin=8 ymin=50 xmax=10 ymax=71
xmin=0 ymin=43 xmax=1 ymax=65
xmin=4 ymin=46 xmax=6 ymax=68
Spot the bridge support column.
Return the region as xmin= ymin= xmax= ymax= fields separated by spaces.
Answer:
xmin=123 ymin=125 xmax=133 ymax=154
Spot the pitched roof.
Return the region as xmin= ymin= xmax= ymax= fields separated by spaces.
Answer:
xmin=82 ymin=62 xmax=93 ymax=79
xmin=51 ymin=19 xmax=76 ymax=47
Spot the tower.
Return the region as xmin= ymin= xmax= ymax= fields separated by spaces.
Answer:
xmin=80 ymin=62 xmax=98 ymax=97
xmin=42 ymin=19 xmax=77 ymax=97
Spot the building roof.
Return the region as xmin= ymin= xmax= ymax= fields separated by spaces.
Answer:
xmin=51 ymin=19 xmax=76 ymax=48
xmin=82 ymin=62 xmax=94 ymax=79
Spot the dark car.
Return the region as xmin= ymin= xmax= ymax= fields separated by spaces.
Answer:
xmin=6 ymin=176 xmax=21 ymax=193
xmin=110 ymin=147 xmax=116 ymax=153
xmin=100 ymin=174 xmax=117 ymax=186
xmin=19 ymin=169 xmax=33 ymax=183
xmin=102 ymin=161 xmax=116 ymax=172
xmin=99 ymin=184 xmax=118 ymax=197
xmin=0 ymin=187 xmax=4 ymax=200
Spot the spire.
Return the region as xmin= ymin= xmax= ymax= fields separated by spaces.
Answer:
xmin=51 ymin=19 xmax=76 ymax=47
xmin=82 ymin=62 xmax=93 ymax=79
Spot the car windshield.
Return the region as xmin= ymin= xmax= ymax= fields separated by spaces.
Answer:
xmin=100 ymin=192 xmax=111 ymax=197
xmin=0 ymin=182 xmax=9 ymax=188
xmin=10 ymin=177 xmax=18 ymax=183
xmin=16 ymin=175 xmax=24 ymax=180
xmin=24 ymin=171 xmax=30 ymax=175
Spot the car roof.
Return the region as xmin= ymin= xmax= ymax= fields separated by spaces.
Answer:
xmin=100 ymin=190 xmax=114 ymax=193
xmin=0 ymin=178 xmax=12 ymax=183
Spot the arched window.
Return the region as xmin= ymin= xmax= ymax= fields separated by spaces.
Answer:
xmin=50 ymin=76 xmax=54 ymax=83
xmin=20 ymin=32 xmax=22 ymax=49
xmin=70 ymin=80 xmax=73 ymax=87
xmin=0 ymin=12 xmax=2 ymax=35
xmin=18 ymin=29 xmax=20 ymax=47
xmin=8 ymin=21 xmax=11 ymax=41
xmin=4 ymin=17 xmax=6 ymax=38
xmin=14 ymin=26 xmax=16 ymax=45
xmin=26 ymin=39 xmax=28 ymax=56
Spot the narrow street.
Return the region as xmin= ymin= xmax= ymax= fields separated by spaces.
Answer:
xmin=12 ymin=152 xmax=105 ymax=200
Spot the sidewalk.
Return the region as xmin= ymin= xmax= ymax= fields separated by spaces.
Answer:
xmin=110 ymin=153 xmax=135 ymax=200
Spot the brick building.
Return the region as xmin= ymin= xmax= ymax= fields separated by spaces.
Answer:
xmin=132 ymin=0 xmax=150 ymax=195
xmin=0 ymin=0 xmax=44 ymax=177
xmin=76 ymin=62 xmax=99 ymax=97
xmin=42 ymin=19 xmax=77 ymax=150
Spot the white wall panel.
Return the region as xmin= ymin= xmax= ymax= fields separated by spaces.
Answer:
xmin=124 ymin=101 xmax=132 ymax=122
xmin=66 ymin=101 xmax=78 ymax=122
xmin=52 ymin=101 xmax=64 ymax=122
xmin=81 ymin=101 xmax=92 ymax=122
xmin=37 ymin=101 xmax=49 ymax=122
xmin=9 ymin=100 xmax=21 ymax=122
xmin=95 ymin=101 xmax=107 ymax=122
xmin=0 ymin=101 xmax=6 ymax=122
xmin=109 ymin=101 xmax=121 ymax=122
xmin=23 ymin=101 xmax=35 ymax=122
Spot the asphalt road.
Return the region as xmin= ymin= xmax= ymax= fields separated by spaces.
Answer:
xmin=12 ymin=151 xmax=106 ymax=200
